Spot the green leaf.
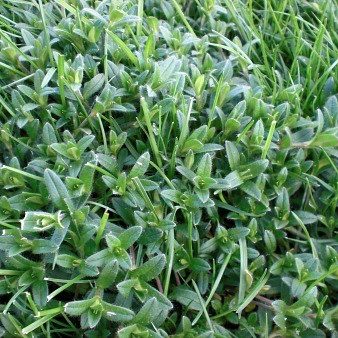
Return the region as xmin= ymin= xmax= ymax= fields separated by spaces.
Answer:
xmin=189 ymin=125 xmax=208 ymax=141
xmin=195 ymin=143 xmax=224 ymax=153
xmin=86 ymin=249 xmax=112 ymax=267
xmin=214 ymin=171 xmax=243 ymax=190
xmin=170 ymin=286 xmax=203 ymax=311
xmin=32 ymin=280 xmax=48 ymax=307
xmin=228 ymin=227 xmax=250 ymax=241
xmin=264 ymin=230 xmax=276 ymax=253
xmin=117 ymin=279 xmax=136 ymax=298
xmin=132 ymin=297 xmax=158 ymax=325
xmin=65 ymin=298 xmax=95 ymax=316
xmin=97 ymin=260 xmax=119 ymax=289
xmin=130 ymin=254 xmax=166 ymax=282
xmin=239 ymin=160 xmax=269 ymax=180
xmin=103 ymin=302 xmax=135 ymax=322
xmin=80 ymin=162 xmax=96 ymax=194
xmin=56 ymin=254 xmax=78 ymax=268
xmin=106 ymin=30 xmax=139 ymax=67
xmin=17 ymin=84 xmax=34 ymax=98
xmin=42 ymin=123 xmax=57 ymax=145
xmin=87 ymin=309 xmax=102 ymax=329
xmin=83 ymin=74 xmax=105 ymax=99
xmin=176 ymin=165 xmax=196 ymax=181
xmin=182 ymin=139 xmax=204 ymax=152
xmin=0 ymin=235 xmax=17 ymax=252
xmin=160 ymin=189 xmax=181 ymax=203
xmin=118 ymin=226 xmax=142 ymax=249
xmin=117 ymin=324 xmax=140 ymax=338
xmin=21 ymin=211 xmax=56 ymax=232
xmin=276 ymin=187 xmax=290 ymax=220
xmin=97 ymin=153 xmax=117 ymax=171
xmin=225 ymin=141 xmax=240 ymax=170
xmin=189 ymin=258 xmax=210 ymax=272
xmin=224 ymin=117 xmax=241 ymax=133
xmin=77 ymin=135 xmax=95 ymax=152
xmin=292 ymin=211 xmax=318 ymax=224
xmin=290 ymin=278 xmax=306 ymax=298
xmin=50 ymin=143 xmax=71 ymax=159
xmin=197 ymin=153 xmax=212 ymax=178
xmin=273 ymin=313 xmax=286 ymax=330
xmin=129 ymin=152 xmax=150 ymax=178
xmin=310 ymin=130 xmax=338 ymax=147
xmin=195 ymin=188 xmax=209 ymax=203
xmin=143 ymin=283 xmax=172 ymax=310
xmin=44 ymin=169 xmax=72 ymax=210
xmin=240 ymin=181 xmax=262 ymax=201
xmin=41 ymin=68 xmax=56 ymax=88
xmin=32 ymin=239 xmax=58 ymax=254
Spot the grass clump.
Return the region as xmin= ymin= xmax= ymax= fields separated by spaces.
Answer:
xmin=0 ymin=0 xmax=337 ymax=337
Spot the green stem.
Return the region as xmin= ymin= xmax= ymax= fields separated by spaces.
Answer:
xmin=236 ymin=269 xmax=269 ymax=316
xmin=22 ymin=313 xmax=60 ymax=335
xmin=137 ymin=0 xmax=144 ymax=36
xmin=1 ymin=165 xmax=44 ymax=181
xmin=97 ymin=113 xmax=108 ymax=154
xmin=3 ymin=284 xmax=30 ymax=314
xmin=95 ymin=210 xmax=109 ymax=248
xmin=170 ymin=0 xmax=196 ymax=36
xmin=262 ymin=120 xmax=276 ymax=159
xmin=47 ymin=275 xmax=84 ymax=302
xmin=238 ymin=238 xmax=248 ymax=305
xmin=140 ymin=97 xmax=163 ymax=167
xmin=57 ymin=54 xmax=66 ymax=106
xmin=37 ymin=307 xmax=64 ymax=317
xmin=164 ymin=228 xmax=175 ymax=296
xmin=0 ymin=269 xmax=22 ymax=275
xmin=38 ymin=0 xmax=55 ymax=67
xmin=191 ymin=280 xmax=213 ymax=331
xmin=187 ymin=212 xmax=193 ymax=258
xmin=192 ymin=251 xmax=232 ymax=325
xmin=292 ymin=212 xmax=318 ymax=259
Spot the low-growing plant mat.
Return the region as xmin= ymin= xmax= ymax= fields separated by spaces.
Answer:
xmin=0 ymin=0 xmax=337 ymax=337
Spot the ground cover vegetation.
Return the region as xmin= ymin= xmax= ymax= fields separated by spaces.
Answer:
xmin=0 ymin=0 xmax=337 ymax=337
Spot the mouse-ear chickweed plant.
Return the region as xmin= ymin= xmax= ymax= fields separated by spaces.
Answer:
xmin=0 ymin=0 xmax=337 ymax=337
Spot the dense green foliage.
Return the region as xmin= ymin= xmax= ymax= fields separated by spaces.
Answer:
xmin=0 ymin=0 xmax=337 ymax=336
